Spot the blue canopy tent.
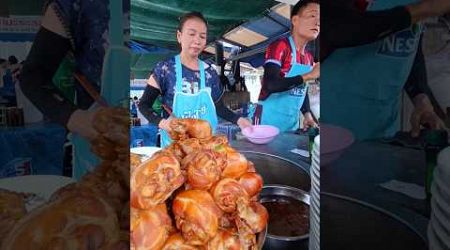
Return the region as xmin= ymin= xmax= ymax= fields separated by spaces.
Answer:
xmin=0 ymin=15 xmax=41 ymax=61
xmin=0 ymin=0 xmax=45 ymax=59
xmin=129 ymin=40 xmax=178 ymax=79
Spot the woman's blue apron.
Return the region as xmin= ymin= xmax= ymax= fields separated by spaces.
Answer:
xmin=72 ymin=0 xmax=130 ymax=179
xmin=260 ymin=35 xmax=312 ymax=132
xmin=320 ymin=0 xmax=422 ymax=140
xmin=160 ymin=55 xmax=219 ymax=148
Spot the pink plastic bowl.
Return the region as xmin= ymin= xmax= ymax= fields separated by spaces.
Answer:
xmin=320 ymin=124 xmax=355 ymax=166
xmin=242 ymin=125 xmax=280 ymax=144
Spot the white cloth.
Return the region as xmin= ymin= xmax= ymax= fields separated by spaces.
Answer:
xmin=15 ymin=82 xmax=43 ymax=123
xmin=379 ymin=179 xmax=426 ymax=200
xmin=423 ymin=17 xmax=450 ymax=112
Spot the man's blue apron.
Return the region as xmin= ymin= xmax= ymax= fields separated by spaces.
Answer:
xmin=260 ymin=35 xmax=312 ymax=132
xmin=72 ymin=0 xmax=130 ymax=179
xmin=160 ymin=55 xmax=219 ymax=148
xmin=321 ymin=0 xmax=422 ymax=140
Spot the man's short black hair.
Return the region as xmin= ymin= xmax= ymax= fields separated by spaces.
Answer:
xmin=291 ymin=0 xmax=319 ymax=18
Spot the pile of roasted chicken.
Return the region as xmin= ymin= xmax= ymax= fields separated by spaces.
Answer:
xmin=131 ymin=118 xmax=268 ymax=250
xmin=0 ymin=107 xmax=130 ymax=249
xmin=0 ymin=115 xmax=268 ymax=250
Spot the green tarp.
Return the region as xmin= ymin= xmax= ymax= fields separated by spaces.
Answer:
xmin=4 ymin=1 xmax=281 ymax=79
xmin=131 ymin=52 xmax=176 ymax=79
xmin=130 ymin=0 xmax=279 ymax=78
xmin=131 ymin=0 xmax=278 ymax=48
xmin=2 ymin=0 xmax=46 ymax=16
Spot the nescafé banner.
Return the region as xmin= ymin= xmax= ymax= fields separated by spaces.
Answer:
xmin=0 ymin=15 xmax=41 ymax=34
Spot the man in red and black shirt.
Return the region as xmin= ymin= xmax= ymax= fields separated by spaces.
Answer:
xmin=260 ymin=37 xmax=316 ymax=100
xmin=258 ymin=0 xmax=320 ymax=132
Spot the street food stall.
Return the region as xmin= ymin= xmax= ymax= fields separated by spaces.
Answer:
xmin=1 ymin=0 xmax=449 ymax=250
xmin=128 ymin=0 xmax=320 ymax=249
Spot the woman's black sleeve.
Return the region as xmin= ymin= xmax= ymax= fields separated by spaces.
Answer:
xmin=215 ymin=94 xmax=240 ymax=124
xmin=138 ymin=84 xmax=164 ymax=125
xmin=19 ymin=27 xmax=75 ymax=127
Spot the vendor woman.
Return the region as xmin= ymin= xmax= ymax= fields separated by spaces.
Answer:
xmin=139 ymin=11 xmax=252 ymax=147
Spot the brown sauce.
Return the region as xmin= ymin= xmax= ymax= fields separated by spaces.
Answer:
xmin=262 ymin=195 xmax=309 ymax=237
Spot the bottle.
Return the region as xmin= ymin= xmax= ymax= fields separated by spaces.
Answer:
xmin=307 ymin=127 xmax=320 ymax=155
xmin=424 ymin=129 xmax=448 ymax=213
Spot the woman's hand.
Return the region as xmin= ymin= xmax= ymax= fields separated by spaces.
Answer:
xmin=410 ymin=94 xmax=445 ymax=137
xmin=407 ymin=0 xmax=450 ymax=24
xmin=158 ymin=116 xmax=175 ymax=132
xmin=237 ymin=117 xmax=253 ymax=131
xmin=302 ymin=112 xmax=318 ymax=131
xmin=67 ymin=109 xmax=99 ymax=140
xmin=303 ymin=62 xmax=320 ymax=82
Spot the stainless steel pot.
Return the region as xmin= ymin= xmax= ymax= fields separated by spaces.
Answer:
xmin=260 ymin=185 xmax=311 ymax=250
xmin=241 ymin=151 xmax=311 ymax=191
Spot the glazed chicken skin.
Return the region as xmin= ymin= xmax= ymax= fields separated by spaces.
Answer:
xmin=130 ymin=204 xmax=173 ymax=250
xmin=123 ymin=118 xmax=268 ymax=250
xmin=246 ymin=161 xmax=256 ymax=173
xmin=1 ymin=192 xmax=121 ymax=250
xmin=210 ymin=178 xmax=249 ymax=213
xmin=130 ymin=153 xmax=143 ymax=173
xmin=1 ymin=107 xmax=131 ymax=250
xmin=235 ymin=217 xmax=258 ymax=250
xmin=238 ymin=173 xmax=263 ymax=198
xmin=49 ymin=172 xmax=124 ymax=216
xmin=200 ymin=135 xmax=229 ymax=151
xmin=182 ymin=150 xmax=222 ymax=190
xmin=172 ymin=190 xmax=223 ymax=246
xmin=92 ymin=107 xmax=130 ymax=134
xmin=236 ymin=200 xmax=269 ymax=234
xmin=91 ymin=107 xmax=129 ymax=161
xmin=160 ymin=233 xmax=198 ymax=250
xmin=169 ymin=118 xmax=212 ymax=140
xmin=199 ymin=136 xmax=249 ymax=179
xmin=207 ymin=229 xmax=242 ymax=250
xmin=163 ymin=142 xmax=186 ymax=162
xmin=178 ymin=138 xmax=203 ymax=155
xmin=221 ymin=150 xmax=249 ymax=179
xmin=0 ymin=189 xmax=29 ymax=245
xmin=131 ymin=151 xmax=185 ymax=209
xmin=219 ymin=212 xmax=237 ymax=229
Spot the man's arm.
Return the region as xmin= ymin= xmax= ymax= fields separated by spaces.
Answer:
xmin=301 ymin=92 xmax=311 ymax=115
xmin=262 ymin=63 xmax=304 ymax=93
xmin=321 ymin=1 xmax=411 ymax=59
xmin=321 ymin=0 xmax=450 ymax=61
xmin=403 ymin=37 xmax=446 ymax=120
xmin=262 ymin=63 xmax=318 ymax=97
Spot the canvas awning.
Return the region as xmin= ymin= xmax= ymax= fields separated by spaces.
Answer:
xmin=130 ymin=0 xmax=308 ymax=78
